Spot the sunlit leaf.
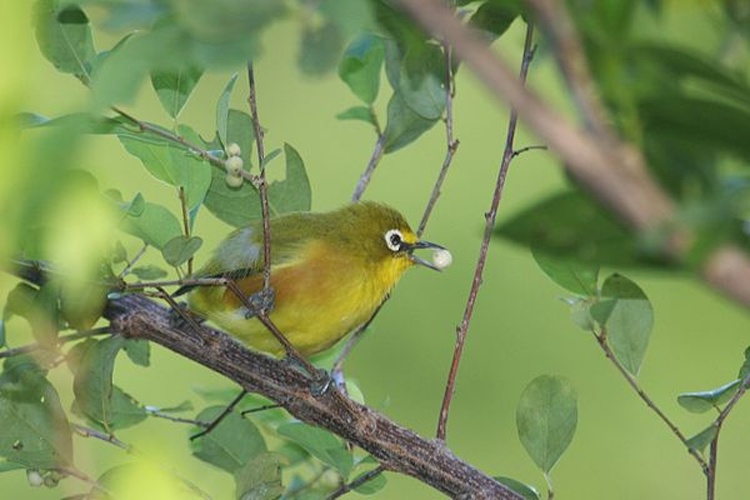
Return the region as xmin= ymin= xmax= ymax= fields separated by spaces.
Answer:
xmin=516 ymin=375 xmax=577 ymax=474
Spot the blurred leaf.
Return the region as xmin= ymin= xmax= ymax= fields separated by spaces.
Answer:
xmin=471 ymin=1 xmax=522 ymax=42
xmin=151 ymin=65 xmax=204 ymax=118
xmin=268 ymin=144 xmax=312 ymax=216
xmin=71 ymin=337 xmax=146 ymax=431
xmin=233 ymin=453 xmax=284 ymax=500
xmin=352 ymin=470 xmax=387 ymax=495
xmin=383 ymin=92 xmax=438 ymax=153
xmin=532 ymin=248 xmax=599 ymax=296
xmin=319 ymin=0 xmax=376 ymax=38
xmin=217 ymin=73 xmax=239 ymax=148
xmin=118 ymin=126 xmax=211 ymax=210
xmin=90 ymin=32 xmax=151 ymax=108
xmin=191 ymin=406 xmax=267 ymax=474
xmin=495 ymin=191 xmax=671 ymax=269
xmin=276 ymin=422 xmax=353 ymax=479
xmin=516 ymin=375 xmax=577 ymax=474
xmin=0 ymin=357 xmax=72 ymax=469
xmin=130 ymin=265 xmax=168 ymax=280
xmin=34 ymin=0 xmax=95 ymax=80
xmin=336 ymin=106 xmax=376 ymax=126
xmin=338 ymin=33 xmax=384 ymax=104
xmin=686 ymin=424 xmax=718 ymax=453
xmin=60 ymin=280 xmax=108 ymax=331
xmin=495 ymin=476 xmax=541 ymax=500
xmin=0 ymin=462 xmax=25 ymax=473
xmin=677 ymin=380 xmax=741 ymax=413
xmin=0 ymin=321 xmax=5 ymax=349
xmin=299 ymin=21 xmax=344 ymax=75
xmin=590 ymin=274 xmax=654 ymax=376
xmin=5 ymin=282 xmax=60 ymax=346
xmin=397 ymin=42 xmax=445 ymax=120
xmin=162 ymin=235 xmax=203 ymax=267
xmin=123 ymin=339 xmax=150 ymax=367
xmin=92 ymin=462 xmax=204 ymax=500
xmin=123 ymin=201 xmax=183 ymax=250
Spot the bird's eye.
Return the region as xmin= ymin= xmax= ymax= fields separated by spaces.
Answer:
xmin=384 ymin=229 xmax=403 ymax=252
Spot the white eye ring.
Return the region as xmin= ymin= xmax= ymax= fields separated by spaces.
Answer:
xmin=384 ymin=229 xmax=403 ymax=252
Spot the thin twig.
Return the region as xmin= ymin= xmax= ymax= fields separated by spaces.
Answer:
xmin=511 ymin=144 xmax=547 ymax=158
xmin=246 ymin=63 xmax=272 ymax=292
xmin=73 ymin=423 xmax=131 ymax=452
xmin=0 ymin=327 xmax=112 ymax=359
xmin=147 ymin=408 xmax=209 ymax=427
xmin=327 ymin=465 xmax=386 ymax=499
xmin=190 ymin=389 xmax=247 ymax=440
xmin=351 ymin=134 xmax=386 ymax=202
xmin=113 ymin=107 xmax=226 ymax=170
xmin=418 ymin=42 xmax=459 ymax=237
xmin=240 ymin=403 xmax=280 ymax=416
xmin=436 ymin=22 xmax=536 ymax=442
xmin=706 ymin=373 xmax=750 ymax=499
xmin=118 ymin=243 xmax=148 ymax=279
xmin=592 ymin=329 xmax=709 ymax=474
xmin=177 ymin=186 xmax=193 ymax=275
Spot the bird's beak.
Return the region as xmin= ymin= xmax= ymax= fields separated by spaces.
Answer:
xmin=406 ymin=240 xmax=446 ymax=271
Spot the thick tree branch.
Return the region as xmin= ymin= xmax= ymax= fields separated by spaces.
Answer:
xmin=101 ymin=292 xmax=521 ymax=499
xmin=394 ymin=0 xmax=750 ymax=308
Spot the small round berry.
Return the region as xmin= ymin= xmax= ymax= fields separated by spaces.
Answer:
xmin=225 ymin=172 xmax=244 ymax=188
xmin=432 ymin=248 xmax=453 ymax=270
xmin=224 ymin=156 xmax=244 ymax=175
xmin=226 ymin=142 xmax=242 ymax=157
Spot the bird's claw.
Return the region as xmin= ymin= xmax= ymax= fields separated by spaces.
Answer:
xmin=243 ymin=287 xmax=276 ymax=319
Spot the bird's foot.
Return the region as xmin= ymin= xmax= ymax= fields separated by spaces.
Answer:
xmin=282 ymin=355 xmax=332 ymax=396
xmin=243 ymin=287 xmax=276 ymax=319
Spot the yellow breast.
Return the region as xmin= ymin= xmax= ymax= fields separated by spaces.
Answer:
xmin=188 ymin=239 xmax=413 ymax=356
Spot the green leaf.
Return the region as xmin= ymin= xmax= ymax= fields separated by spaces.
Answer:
xmin=516 ymin=375 xmax=578 ymax=474
xmin=495 ymin=476 xmax=541 ymax=500
xmin=233 ymin=453 xmax=284 ymax=500
xmin=0 ymin=321 xmax=5 ymax=349
xmin=203 ymin=163 xmax=261 ymax=227
xmin=217 ymin=73 xmax=239 ymax=148
xmin=566 ymin=297 xmax=597 ymax=331
xmin=336 ymin=106 xmax=376 ymax=126
xmin=89 ymin=32 xmax=150 ymax=108
xmin=738 ymin=346 xmax=750 ymax=380
xmin=118 ymin=125 xmax=211 ymax=210
xmin=123 ymin=339 xmax=150 ymax=367
xmin=532 ymin=248 xmax=599 ymax=296
xmin=0 ymin=357 xmax=72 ymax=469
xmin=299 ymin=21 xmax=344 ymax=75
xmin=70 ymin=337 xmax=146 ymax=431
xmin=129 ymin=265 xmax=168 ymax=280
xmin=191 ymin=406 xmax=267 ymax=474
xmin=268 ymin=144 xmax=312 ymax=216
xmin=0 ymin=461 xmax=25 ymax=473
xmin=397 ymin=42 xmax=446 ymax=120
xmin=352 ymin=470 xmax=387 ymax=495
xmin=34 ymin=0 xmax=96 ymax=81
xmin=151 ymin=65 xmax=204 ymax=118
xmin=123 ymin=201 xmax=183 ymax=250
xmin=260 ymin=148 xmax=282 ymax=171
xmin=277 ymin=422 xmax=353 ymax=478
xmin=338 ymin=33 xmax=384 ymax=104
xmin=162 ymin=236 xmax=203 ymax=267
xmin=5 ymin=283 xmax=61 ymax=346
xmin=471 ymin=1 xmax=522 ymax=41
xmin=677 ymin=379 xmax=741 ymax=413
xmin=686 ymin=424 xmax=718 ymax=453
xmin=495 ymin=191 xmax=668 ymax=269
xmin=383 ymin=92 xmax=438 ymax=153
xmin=590 ymin=274 xmax=654 ymax=376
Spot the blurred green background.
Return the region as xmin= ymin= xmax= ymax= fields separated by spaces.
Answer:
xmin=2 ymin=2 xmax=750 ymax=499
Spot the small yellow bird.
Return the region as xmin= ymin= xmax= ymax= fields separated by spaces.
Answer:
xmin=177 ymin=201 xmax=448 ymax=357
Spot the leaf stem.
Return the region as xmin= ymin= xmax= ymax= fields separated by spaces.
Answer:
xmin=592 ymin=329 xmax=709 ymax=474
xmin=417 ymin=42 xmax=459 ymax=237
xmin=436 ymin=21 xmax=536 ymax=442
xmin=351 ymin=133 xmax=386 ymax=202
